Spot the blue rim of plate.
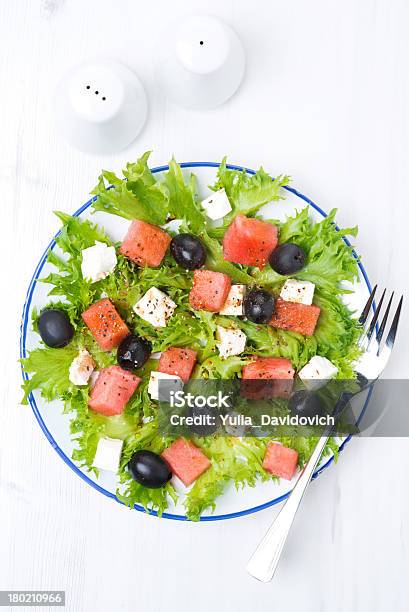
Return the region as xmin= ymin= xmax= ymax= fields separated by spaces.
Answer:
xmin=20 ymin=161 xmax=373 ymax=522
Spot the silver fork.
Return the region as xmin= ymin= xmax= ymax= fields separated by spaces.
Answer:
xmin=246 ymin=287 xmax=403 ymax=583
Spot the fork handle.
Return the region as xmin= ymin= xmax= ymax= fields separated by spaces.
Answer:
xmin=246 ymin=431 xmax=330 ymax=582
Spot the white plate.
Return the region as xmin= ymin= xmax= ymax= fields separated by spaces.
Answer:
xmin=20 ymin=162 xmax=372 ymax=521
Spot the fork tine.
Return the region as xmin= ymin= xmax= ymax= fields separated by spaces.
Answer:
xmin=366 ymin=288 xmax=386 ymax=343
xmin=376 ymin=292 xmax=394 ymax=344
xmin=359 ymin=284 xmax=377 ymax=326
xmin=384 ymin=296 xmax=403 ymax=349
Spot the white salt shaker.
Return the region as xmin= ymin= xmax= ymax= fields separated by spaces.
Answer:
xmin=154 ymin=15 xmax=246 ymax=110
xmin=54 ymin=60 xmax=147 ymax=154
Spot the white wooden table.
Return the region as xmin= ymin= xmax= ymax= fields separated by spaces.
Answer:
xmin=1 ymin=1 xmax=408 ymax=610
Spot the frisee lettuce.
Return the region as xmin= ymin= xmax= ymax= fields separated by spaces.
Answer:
xmin=184 ymin=437 xmax=270 ymax=521
xmin=254 ymin=207 xmax=359 ymax=294
xmin=21 ymin=343 xmax=78 ymax=404
xmin=21 ymin=153 xmax=361 ymax=520
xmin=40 ymin=213 xmax=113 ymax=312
xmin=161 ymin=158 xmax=204 ymax=231
xmin=211 ymin=157 xmax=290 ymax=221
xmin=91 ymin=152 xmax=169 ymax=225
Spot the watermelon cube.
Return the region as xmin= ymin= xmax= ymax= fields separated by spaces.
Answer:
xmin=82 ymin=298 xmax=129 ymax=351
xmin=120 ymin=219 xmax=171 ymax=267
xmin=88 ymin=365 xmax=141 ymax=416
xmin=241 ymin=357 xmax=294 ymax=399
xmin=158 ymin=347 xmax=197 ymax=383
xmin=162 ymin=438 xmax=211 ymax=486
xmin=222 ymin=215 xmax=278 ymax=269
xmin=269 ymin=298 xmax=321 ymax=336
xmin=189 ymin=269 xmax=231 ymax=312
xmin=263 ymin=442 xmax=298 ymax=480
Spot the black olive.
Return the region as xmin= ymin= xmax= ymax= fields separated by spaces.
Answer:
xmin=128 ymin=450 xmax=172 ymax=488
xmin=288 ymin=390 xmax=324 ymax=418
xmin=170 ymin=233 xmax=207 ymax=270
xmin=117 ymin=334 xmax=151 ymax=371
xmin=187 ymin=403 xmax=219 ymax=436
xmin=38 ymin=309 xmax=74 ymax=348
xmin=243 ymin=288 xmax=275 ymax=324
xmin=217 ymin=387 xmax=238 ymax=415
xmin=269 ymin=243 xmax=306 ymax=275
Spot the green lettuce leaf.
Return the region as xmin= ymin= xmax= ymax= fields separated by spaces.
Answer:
xmin=69 ymin=392 xmax=141 ymax=472
xmin=194 ymin=354 xmax=250 ymax=379
xmin=91 ymin=152 xmax=169 ymax=225
xmin=40 ymin=213 xmax=112 ymax=311
xmin=254 ymin=207 xmax=359 ymax=294
xmin=313 ymin=291 xmax=361 ymax=378
xmin=68 ymin=390 xmax=105 ymax=470
xmin=122 ymin=150 xmax=156 ymax=185
xmin=21 ymin=344 xmax=78 ymax=404
xmin=237 ymin=319 xmax=318 ymax=370
xmin=161 ymin=158 xmax=205 ymax=231
xmin=184 ymin=437 xmax=269 ymax=521
xmin=211 ymin=157 xmax=290 ymax=220
xmin=184 ymin=434 xmax=339 ymax=521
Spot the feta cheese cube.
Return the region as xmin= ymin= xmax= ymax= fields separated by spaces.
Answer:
xmin=69 ymin=349 xmax=95 ymax=386
xmin=148 ymin=371 xmax=183 ymax=401
xmin=201 ymin=188 xmax=232 ymax=220
xmin=298 ymin=356 xmax=338 ymax=390
xmin=280 ymin=279 xmax=315 ymax=305
xmin=216 ymin=326 xmax=246 ymax=359
xmin=93 ymin=437 xmax=123 ymax=472
xmin=171 ymin=474 xmax=193 ymax=494
xmin=133 ymin=287 xmax=176 ymax=328
xmin=219 ymin=284 xmax=246 ymax=316
xmin=81 ymin=241 xmax=117 ymax=283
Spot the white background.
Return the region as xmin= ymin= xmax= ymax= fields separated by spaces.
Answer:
xmin=1 ymin=1 xmax=409 ymax=611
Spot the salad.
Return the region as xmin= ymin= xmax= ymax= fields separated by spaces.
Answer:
xmin=21 ymin=153 xmax=362 ymax=520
